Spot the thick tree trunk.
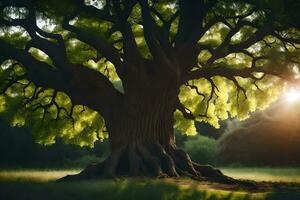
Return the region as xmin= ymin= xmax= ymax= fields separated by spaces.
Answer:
xmin=59 ymin=86 xmax=238 ymax=185
xmin=59 ymin=66 xmax=244 ymax=185
xmin=105 ymin=93 xmax=178 ymax=177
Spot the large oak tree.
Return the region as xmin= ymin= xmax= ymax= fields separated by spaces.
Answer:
xmin=0 ymin=0 xmax=299 ymax=182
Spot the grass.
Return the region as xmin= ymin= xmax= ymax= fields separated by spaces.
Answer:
xmin=0 ymin=180 xmax=267 ymax=200
xmin=0 ymin=168 xmax=300 ymax=200
xmin=0 ymin=169 xmax=79 ymax=182
xmin=221 ymin=167 xmax=300 ymax=183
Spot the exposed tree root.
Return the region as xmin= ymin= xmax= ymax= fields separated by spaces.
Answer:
xmin=58 ymin=142 xmax=256 ymax=189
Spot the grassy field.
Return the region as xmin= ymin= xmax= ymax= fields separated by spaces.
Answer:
xmin=222 ymin=167 xmax=300 ymax=183
xmin=0 ymin=168 xmax=299 ymax=200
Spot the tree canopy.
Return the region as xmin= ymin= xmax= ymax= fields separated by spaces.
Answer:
xmin=0 ymin=0 xmax=299 ymax=147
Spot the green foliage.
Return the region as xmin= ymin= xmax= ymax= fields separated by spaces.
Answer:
xmin=199 ymin=23 xmax=230 ymax=47
xmin=217 ymin=101 xmax=300 ymax=166
xmin=174 ymin=111 xmax=197 ymax=136
xmin=0 ymin=118 xmax=109 ymax=168
xmin=0 ymin=78 xmax=108 ymax=147
xmin=0 ymin=27 xmax=29 ymax=49
xmin=0 ymin=0 xmax=299 ymax=147
xmin=66 ymin=38 xmax=98 ymax=64
xmin=33 ymin=0 xmax=76 ymax=17
xmin=28 ymin=48 xmax=54 ymax=66
xmin=175 ymin=75 xmax=283 ymax=135
xmin=0 ymin=64 xmax=110 ymax=148
xmin=0 ymin=95 xmax=24 ymax=122
xmin=183 ymin=135 xmax=218 ymax=165
xmin=174 ymin=2 xmax=294 ymax=134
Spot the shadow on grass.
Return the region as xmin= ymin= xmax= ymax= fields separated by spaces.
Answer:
xmin=265 ymin=192 xmax=300 ymax=200
xmin=0 ymin=179 xmax=251 ymax=200
xmin=0 ymin=179 xmax=299 ymax=200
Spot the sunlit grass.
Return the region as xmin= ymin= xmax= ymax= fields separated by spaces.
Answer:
xmin=0 ymin=169 xmax=80 ymax=182
xmin=1 ymin=167 xmax=299 ymax=183
xmin=221 ymin=167 xmax=300 ymax=183
xmin=0 ymin=168 xmax=300 ymax=200
xmin=0 ymin=178 xmax=267 ymax=200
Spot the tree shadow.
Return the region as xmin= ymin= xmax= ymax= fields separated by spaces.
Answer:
xmin=265 ymin=192 xmax=300 ymax=200
xmin=0 ymin=179 xmax=258 ymax=200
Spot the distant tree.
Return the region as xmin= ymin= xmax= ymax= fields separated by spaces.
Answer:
xmin=0 ymin=0 xmax=299 ymax=181
xmin=195 ymin=121 xmax=227 ymax=139
xmin=0 ymin=118 xmax=109 ymax=168
xmin=183 ymin=135 xmax=218 ymax=165
xmin=218 ymin=99 xmax=300 ymax=166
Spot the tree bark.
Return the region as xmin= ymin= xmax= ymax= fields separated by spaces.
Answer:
xmin=59 ymin=80 xmax=238 ymax=185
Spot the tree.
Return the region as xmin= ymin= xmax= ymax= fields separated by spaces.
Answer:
xmin=218 ymin=99 xmax=300 ymax=166
xmin=0 ymin=0 xmax=299 ymax=182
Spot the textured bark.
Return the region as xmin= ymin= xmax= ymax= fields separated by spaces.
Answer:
xmin=59 ymin=85 xmax=239 ymax=186
xmin=1 ymin=0 xmax=299 ymax=189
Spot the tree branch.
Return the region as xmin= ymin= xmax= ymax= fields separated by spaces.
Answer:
xmin=0 ymin=39 xmax=123 ymax=119
xmin=73 ymin=0 xmax=114 ymax=22
xmin=183 ymin=66 xmax=279 ymax=83
xmin=62 ymin=19 xmax=124 ymax=76
xmin=0 ymin=1 xmax=68 ymax=70
xmin=176 ymin=98 xmax=195 ymax=120
xmin=175 ymin=0 xmax=207 ymax=46
xmin=138 ymin=0 xmax=171 ymax=66
xmin=111 ymin=0 xmax=141 ymax=64
xmin=207 ymin=20 xmax=273 ymax=65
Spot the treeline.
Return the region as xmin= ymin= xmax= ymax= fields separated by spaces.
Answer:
xmin=0 ymin=118 xmax=109 ymax=168
xmin=0 ymin=117 xmax=223 ymax=168
xmin=1 ymin=107 xmax=300 ymax=168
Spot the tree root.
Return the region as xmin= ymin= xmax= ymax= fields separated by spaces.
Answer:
xmin=58 ymin=142 xmax=255 ymax=188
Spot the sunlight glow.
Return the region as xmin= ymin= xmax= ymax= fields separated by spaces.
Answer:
xmin=285 ymin=89 xmax=300 ymax=103
xmin=36 ymin=19 xmax=56 ymax=32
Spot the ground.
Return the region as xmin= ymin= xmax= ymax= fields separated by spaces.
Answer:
xmin=0 ymin=168 xmax=300 ymax=200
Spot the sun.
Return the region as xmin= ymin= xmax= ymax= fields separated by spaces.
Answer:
xmin=285 ymin=89 xmax=300 ymax=103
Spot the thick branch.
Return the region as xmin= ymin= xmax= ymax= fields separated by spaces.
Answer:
xmin=0 ymin=39 xmax=123 ymax=119
xmin=207 ymin=20 xmax=273 ymax=65
xmin=62 ymin=20 xmax=124 ymax=76
xmin=183 ymin=66 xmax=276 ymax=83
xmin=111 ymin=0 xmax=141 ymax=64
xmin=176 ymin=98 xmax=195 ymax=120
xmin=0 ymin=1 xmax=68 ymax=70
xmin=175 ymin=0 xmax=220 ymax=46
xmin=73 ymin=0 xmax=114 ymax=22
xmin=139 ymin=0 xmax=171 ymax=67
xmin=0 ymin=39 xmax=66 ymax=89
xmin=272 ymin=32 xmax=300 ymax=46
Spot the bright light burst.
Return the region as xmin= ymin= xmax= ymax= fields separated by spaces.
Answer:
xmin=285 ymin=89 xmax=300 ymax=103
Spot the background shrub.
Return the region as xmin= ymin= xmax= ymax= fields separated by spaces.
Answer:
xmin=217 ymin=101 xmax=300 ymax=166
xmin=182 ymin=135 xmax=218 ymax=165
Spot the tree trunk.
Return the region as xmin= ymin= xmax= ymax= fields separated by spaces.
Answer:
xmin=59 ymin=84 xmax=238 ymax=185
xmin=105 ymin=91 xmax=178 ymax=177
